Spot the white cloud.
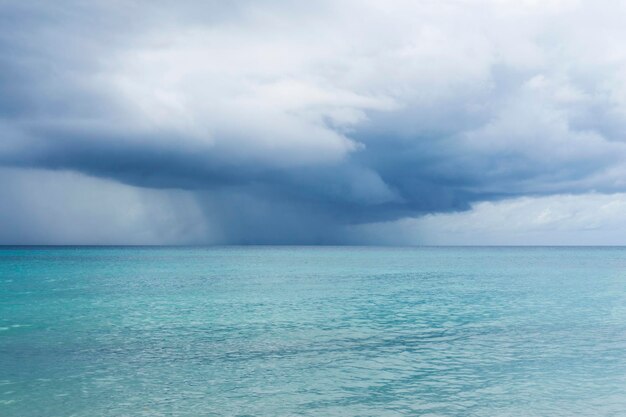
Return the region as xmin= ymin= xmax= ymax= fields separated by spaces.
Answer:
xmin=353 ymin=193 xmax=626 ymax=245
xmin=91 ymin=0 xmax=626 ymax=174
xmin=4 ymin=0 xmax=626 ymax=243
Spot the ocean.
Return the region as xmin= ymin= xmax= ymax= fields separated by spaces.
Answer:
xmin=2 ymin=246 xmax=626 ymax=416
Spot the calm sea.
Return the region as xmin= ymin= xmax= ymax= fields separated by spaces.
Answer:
xmin=2 ymin=246 xmax=626 ymax=416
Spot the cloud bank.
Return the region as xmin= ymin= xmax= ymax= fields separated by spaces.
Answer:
xmin=2 ymin=0 xmax=626 ymax=244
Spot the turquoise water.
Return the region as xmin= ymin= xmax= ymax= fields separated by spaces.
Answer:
xmin=2 ymin=247 xmax=626 ymax=416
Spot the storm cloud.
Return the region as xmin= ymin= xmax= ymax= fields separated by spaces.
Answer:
xmin=2 ymin=0 xmax=626 ymax=244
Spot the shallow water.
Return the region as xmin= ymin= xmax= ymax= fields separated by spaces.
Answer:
xmin=2 ymin=246 xmax=626 ymax=416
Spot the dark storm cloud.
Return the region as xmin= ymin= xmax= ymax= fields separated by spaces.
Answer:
xmin=3 ymin=0 xmax=626 ymax=243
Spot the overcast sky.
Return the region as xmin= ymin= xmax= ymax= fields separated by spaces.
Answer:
xmin=2 ymin=0 xmax=626 ymax=245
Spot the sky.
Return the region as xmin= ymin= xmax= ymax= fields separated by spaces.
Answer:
xmin=2 ymin=0 xmax=626 ymax=245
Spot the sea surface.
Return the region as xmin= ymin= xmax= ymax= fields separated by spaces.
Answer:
xmin=2 ymin=246 xmax=626 ymax=416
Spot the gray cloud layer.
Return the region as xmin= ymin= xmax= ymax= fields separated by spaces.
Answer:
xmin=2 ymin=0 xmax=626 ymax=244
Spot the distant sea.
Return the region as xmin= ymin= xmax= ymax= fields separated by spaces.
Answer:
xmin=2 ymin=246 xmax=626 ymax=416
